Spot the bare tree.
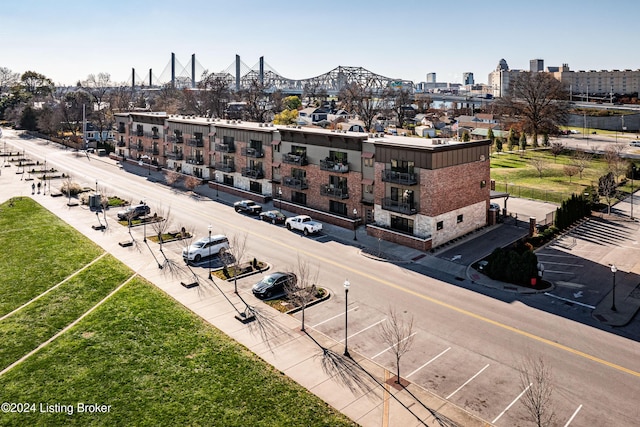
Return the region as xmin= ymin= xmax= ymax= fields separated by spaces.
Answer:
xmin=563 ymin=164 xmax=579 ymax=183
xmin=338 ymin=82 xmax=381 ymax=132
xmin=285 ymin=254 xmax=320 ymax=332
xmin=184 ymin=175 xmax=200 ymax=192
xmin=82 ymin=73 xmax=114 ymax=146
xmin=599 ymin=172 xmax=618 ymax=214
xmin=378 ymin=308 xmax=415 ymax=385
xmin=549 ymin=142 xmax=565 ymax=162
xmin=530 ymin=155 xmax=547 ymax=178
xmin=223 ymin=232 xmax=248 ymax=294
xmin=164 ymin=170 xmax=181 ymax=187
xmin=571 ymin=150 xmax=591 ymax=179
xmin=519 ymin=354 xmax=555 ymax=427
xmin=0 ymin=67 xmax=20 ymax=95
xmin=149 ymin=206 xmax=171 ymax=244
xmin=604 ymin=144 xmax=626 ymax=182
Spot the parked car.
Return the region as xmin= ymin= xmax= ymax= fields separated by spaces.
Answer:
xmin=117 ymin=204 xmax=150 ymax=220
xmin=182 ymin=234 xmax=229 ymax=263
xmin=252 ymin=272 xmax=297 ymax=299
xmin=285 ymin=215 xmax=322 ymax=235
xmin=259 ymin=210 xmax=286 ymax=224
xmin=234 ymin=200 xmax=262 ymax=215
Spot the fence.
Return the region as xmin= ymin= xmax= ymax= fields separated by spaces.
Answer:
xmin=494 ymin=182 xmax=570 ymax=205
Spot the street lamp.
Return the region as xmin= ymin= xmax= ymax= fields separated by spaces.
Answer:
xmin=142 ymin=198 xmax=147 ymax=242
xmin=215 ymin=174 xmax=219 ymax=198
xmin=610 ymin=264 xmax=618 ymax=312
xmin=208 ymin=224 xmax=212 ymax=280
xmin=139 ymin=155 xmax=151 ymax=175
xmin=631 ymin=165 xmax=636 ymax=220
xmin=278 ymin=187 xmax=282 ymax=212
xmin=353 ymin=208 xmax=358 ymax=241
xmin=343 ymin=279 xmax=351 ymax=358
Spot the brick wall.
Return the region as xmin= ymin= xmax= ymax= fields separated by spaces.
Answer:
xmin=366 ymin=224 xmax=432 ymax=252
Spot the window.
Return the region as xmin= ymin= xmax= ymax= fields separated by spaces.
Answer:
xmin=292 ymin=191 xmax=307 ymax=205
xmin=364 ymin=158 xmax=374 ymax=167
xmin=223 ymin=136 xmax=234 ymax=145
xmin=223 ymin=174 xmax=234 ymax=186
xmin=249 ymin=181 xmax=262 ymax=194
xmin=329 ymin=150 xmax=347 ymax=164
xmin=480 ymin=180 xmax=486 ymax=188
xmin=329 ymin=200 xmax=347 ymax=215
xmin=457 ymin=214 xmax=463 ymax=223
xmin=390 ymin=215 xmax=414 ymax=234
xmin=437 ymin=221 xmax=443 ymax=230
xmin=364 ymin=184 xmax=373 ymax=194
xmin=391 ymin=159 xmax=414 ymax=173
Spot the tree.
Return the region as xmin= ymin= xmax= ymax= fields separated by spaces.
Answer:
xmin=549 ymin=142 xmax=565 ymax=161
xmin=0 ymin=67 xmax=20 ymax=95
xmin=563 ymin=164 xmax=579 ymax=183
xmin=20 ymin=71 xmax=54 ymax=98
xmin=82 ymin=73 xmax=114 ymax=146
xmin=285 ymin=255 xmax=320 ymax=332
xmin=273 ymin=109 xmax=298 ymax=125
xmin=241 ymin=79 xmax=272 ymax=122
xmin=223 ymin=233 xmax=248 ymax=294
xmin=599 ymin=172 xmax=618 ymax=214
xmin=338 ymin=82 xmax=380 ymax=132
xmin=378 ymin=308 xmax=415 ymax=385
xmin=495 ymin=71 xmax=570 ymax=147
xmin=530 ymin=155 xmax=546 ymax=178
xmin=487 ymin=128 xmax=495 ymax=155
xmin=604 ymin=144 xmax=626 ymax=182
xmin=519 ymin=354 xmax=555 ymax=427
xmin=197 ymin=71 xmax=232 ymax=118
xmin=495 ymin=137 xmax=504 ymax=153
xmin=283 ymin=95 xmax=302 ymax=111
xmin=519 ymin=132 xmax=527 ymax=152
xmin=571 ymin=150 xmax=591 ymax=179
xmin=461 ymin=130 xmax=470 ymax=142
xmin=542 ymin=132 xmax=550 ymax=146
xmin=507 ymin=129 xmax=517 ymax=151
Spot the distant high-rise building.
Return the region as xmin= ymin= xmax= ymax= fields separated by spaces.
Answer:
xmin=426 ymin=73 xmax=437 ymax=83
xmin=463 ymin=72 xmax=474 ymax=85
xmin=530 ymin=59 xmax=544 ymax=72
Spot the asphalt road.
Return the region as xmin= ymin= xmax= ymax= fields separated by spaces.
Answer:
xmin=2 ymin=129 xmax=640 ymax=426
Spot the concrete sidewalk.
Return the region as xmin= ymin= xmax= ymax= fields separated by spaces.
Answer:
xmin=0 ymin=149 xmax=489 ymax=426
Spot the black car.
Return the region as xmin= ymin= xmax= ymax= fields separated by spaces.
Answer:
xmin=117 ymin=204 xmax=151 ymax=220
xmin=252 ymin=272 xmax=297 ymax=299
xmin=259 ymin=210 xmax=286 ymax=225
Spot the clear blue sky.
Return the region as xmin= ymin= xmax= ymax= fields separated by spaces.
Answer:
xmin=2 ymin=0 xmax=639 ymax=87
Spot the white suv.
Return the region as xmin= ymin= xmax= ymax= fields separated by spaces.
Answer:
xmin=182 ymin=235 xmax=229 ymax=263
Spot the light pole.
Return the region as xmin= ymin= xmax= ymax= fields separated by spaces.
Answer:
xmin=631 ymin=165 xmax=636 ymax=220
xmin=142 ymin=198 xmax=147 ymax=242
xmin=278 ymin=187 xmax=282 ymax=212
xmin=343 ymin=279 xmax=351 ymax=358
xmin=208 ymin=224 xmax=212 ymax=280
xmin=215 ymin=174 xmax=219 ymax=198
xmin=610 ymin=264 xmax=617 ymax=312
xmin=353 ymin=208 xmax=358 ymax=241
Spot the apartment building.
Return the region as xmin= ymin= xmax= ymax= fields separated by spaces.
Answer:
xmin=114 ymin=112 xmax=491 ymax=251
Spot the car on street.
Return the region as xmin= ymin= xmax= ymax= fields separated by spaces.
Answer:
xmin=285 ymin=215 xmax=322 ymax=235
xmin=182 ymin=234 xmax=229 ymax=263
xmin=252 ymin=272 xmax=297 ymax=299
xmin=117 ymin=204 xmax=150 ymax=220
xmin=259 ymin=210 xmax=286 ymax=224
xmin=234 ymin=200 xmax=262 ymax=215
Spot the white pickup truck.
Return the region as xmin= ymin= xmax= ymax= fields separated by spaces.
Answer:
xmin=285 ymin=215 xmax=322 ymax=236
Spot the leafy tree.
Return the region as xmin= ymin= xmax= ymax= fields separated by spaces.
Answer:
xmin=20 ymin=71 xmax=54 ymax=98
xmin=519 ymin=132 xmax=527 ymax=152
xmin=273 ymin=109 xmax=298 ymax=125
xmin=283 ymin=95 xmax=302 ymax=111
xmin=542 ymin=132 xmax=550 ymax=146
xmin=461 ymin=130 xmax=470 ymax=142
xmin=487 ymin=128 xmax=495 ymax=154
xmin=19 ymin=105 xmax=38 ymax=130
xmin=507 ymin=129 xmax=517 ymax=151
xmin=495 ymin=71 xmax=570 ymax=147
xmin=495 ymin=137 xmax=503 ymax=153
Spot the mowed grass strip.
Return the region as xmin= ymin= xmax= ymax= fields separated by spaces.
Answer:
xmin=0 ymin=254 xmax=132 ymax=371
xmin=0 ymin=197 xmax=103 ymax=316
xmin=0 ymin=278 xmax=356 ymax=427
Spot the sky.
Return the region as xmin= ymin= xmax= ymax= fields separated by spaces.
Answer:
xmin=2 ymin=0 xmax=640 ymax=87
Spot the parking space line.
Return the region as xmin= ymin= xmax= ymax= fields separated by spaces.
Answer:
xmin=544 ymin=292 xmax=596 ymax=309
xmin=371 ymin=331 xmax=418 ymax=359
xmin=492 ymin=382 xmax=531 ymax=424
xmin=540 ymin=261 xmax=584 ymax=267
xmin=544 ymin=270 xmax=574 ymax=275
xmin=446 ymin=364 xmax=490 ymax=400
xmin=564 ymin=404 xmax=583 ymax=427
xmin=339 ymin=318 xmax=386 ymax=343
xmin=406 ymin=347 xmax=451 ymax=378
xmin=310 ymin=306 xmax=358 ymax=328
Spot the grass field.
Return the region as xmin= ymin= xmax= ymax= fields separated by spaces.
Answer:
xmin=0 ymin=198 xmax=355 ymax=426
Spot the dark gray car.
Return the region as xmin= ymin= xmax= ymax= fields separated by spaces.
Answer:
xmin=252 ymin=272 xmax=297 ymax=299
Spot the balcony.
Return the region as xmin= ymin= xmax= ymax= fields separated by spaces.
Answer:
xmin=169 ymin=136 xmax=184 ymax=144
xmin=283 ymin=153 xmax=308 ymax=166
xmin=152 ymin=134 xmax=160 ymax=139
xmin=320 ymin=159 xmax=349 ymax=173
xmin=215 ymin=162 xmax=235 ymax=172
xmin=283 ymin=176 xmax=308 ymax=190
xmin=131 ymin=144 xmax=144 ymax=151
xmin=382 ymin=169 xmax=418 ymax=185
xmin=145 ymin=147 xmax=160 ymax=155
xmin=215 ymin=143 xmax=235 ymax=153
xmin=116 ymin=141 xmax=126 ymax=147
xmin=186 ymin=156 xmax=204 ymax=165
xmin=241 ymin=167 xmax=264 ymax=179
xmin=382 ymin=198 xmax=418 ymax=215
xmin=136 ymin=130 xmax=144 ymax=136
xmin=320 ymin=184 xmax=349 ymax=199
xmin=187 ymin=138 xmax=204 ymax=147
xmin=241 ymin=147 xmax=264 ymax=158
xmin=117 ymin=127 xmax=126 ymax=134
xmin=166 ymin=152 xmax=184 ymax=160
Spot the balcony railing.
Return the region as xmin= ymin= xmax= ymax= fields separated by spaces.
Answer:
xmin=282 ymin=153 xmax=308 ymax=166
xmin=320 ymin=184 xmax=349 ymax=199
xmin=169 ymin=136 xmax=184 ymax=143
xmin=117 ymin=127 xmax=126 ymax=134
xmin=145 ymin=147 xmax=160 ymax=155
xmin=215 ymin=143 xmax=235 ymax=153
xmin=382 ymin=198 xmax=418 ymax=215
xmin=241 ymin=168 xmax=264 ymax=179
xmin=186 ymin=156 xmax=204 ymax=165
xmin=320 ymin=159 xmax=349 ymax=173
xmin=382 ymin=169 xmax=418 ymax=185
xmin=116 ymin=141 xmax=126 ymax=147
xmin=131 ymin=144 xmax=144 ymax=151
xmin=136 ymin=130 xmax=144 ymax=136
xmin=166 ymin=152 xmax=184 ymax=160
xmin=241 ymin=147 xmax=264 ymax=158
xmin=283 ymin=176 xmax=308 ymax=190
xmin=187 ymin=138 xmax=204 ymax=147
xmin=215 ymin=162 xmax=235 ymax=172
xmin=152 ymin=134 xmax=160 ymax=139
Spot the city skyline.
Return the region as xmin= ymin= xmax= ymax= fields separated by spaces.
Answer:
xmin=2 ymin=0 xmax=639 ymax=87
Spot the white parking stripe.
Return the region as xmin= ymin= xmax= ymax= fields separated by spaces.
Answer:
xmin=544 ymin=292 xmax=596 ymax=309
xmin=492 ymin=383 xmax=532 ymax=424
xmin=540 ymin=261 xmax=584 ymax=267
xmin=544 ymin=270 xmax=574 ymax=275
xmin=406 ymin=347 xmax=451 ymax=378
xmin=371 ymin=331 xmax=418 ymax=359
xmin=310 ymin=306 xmax=358 ymax=328
xmin=339 ymin=318 xmax=386 ymax=343
xmin=564 ymin=404 xmax=583 ymax=427
xmin=446 ymin=364 xmax=490 ymax=400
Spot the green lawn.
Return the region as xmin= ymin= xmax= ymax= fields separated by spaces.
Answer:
xmin=0 ymin=199 xmax=355 ymax=426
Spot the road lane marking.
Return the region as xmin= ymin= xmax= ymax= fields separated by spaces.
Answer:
xmin=406 ymin=347 xmax=451 ymax=378
xmin=564 ymin=404 xmax=583 ymax=427
xmin=310 ymin=306 xmax=359 ymax=328
xmin=446 ymin=364 xmax=490 ymax=399
xmin=339 ymin=318 xmax=386 ymax=343
xmin=492 ymin=382 xmax=531 ymax=424
xmin=371 ymin=331 xmax=418 ymax=359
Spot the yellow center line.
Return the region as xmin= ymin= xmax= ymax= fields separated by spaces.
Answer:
xmin=218 ymin=215 xmax=640 ymax=378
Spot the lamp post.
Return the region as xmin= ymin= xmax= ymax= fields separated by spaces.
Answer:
xmin=142 ymin=198 xmax=147 ymax=242
xmin=631 ymin=165 xmax=636 ymax=220
xmin=278 ymin=187 xmax=282 ymax=212
xmin=343 ymin=279 xmax=351 ymax=358
xmin=610 ymin=264 xmax=618 ymax=312
xmin=215 ymin=174 xmax=219 ymax=198
xmin=353 ymin=208 xmax=358 ymax=241
xmin=208 ymin=224 xmax=212 ymax=280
